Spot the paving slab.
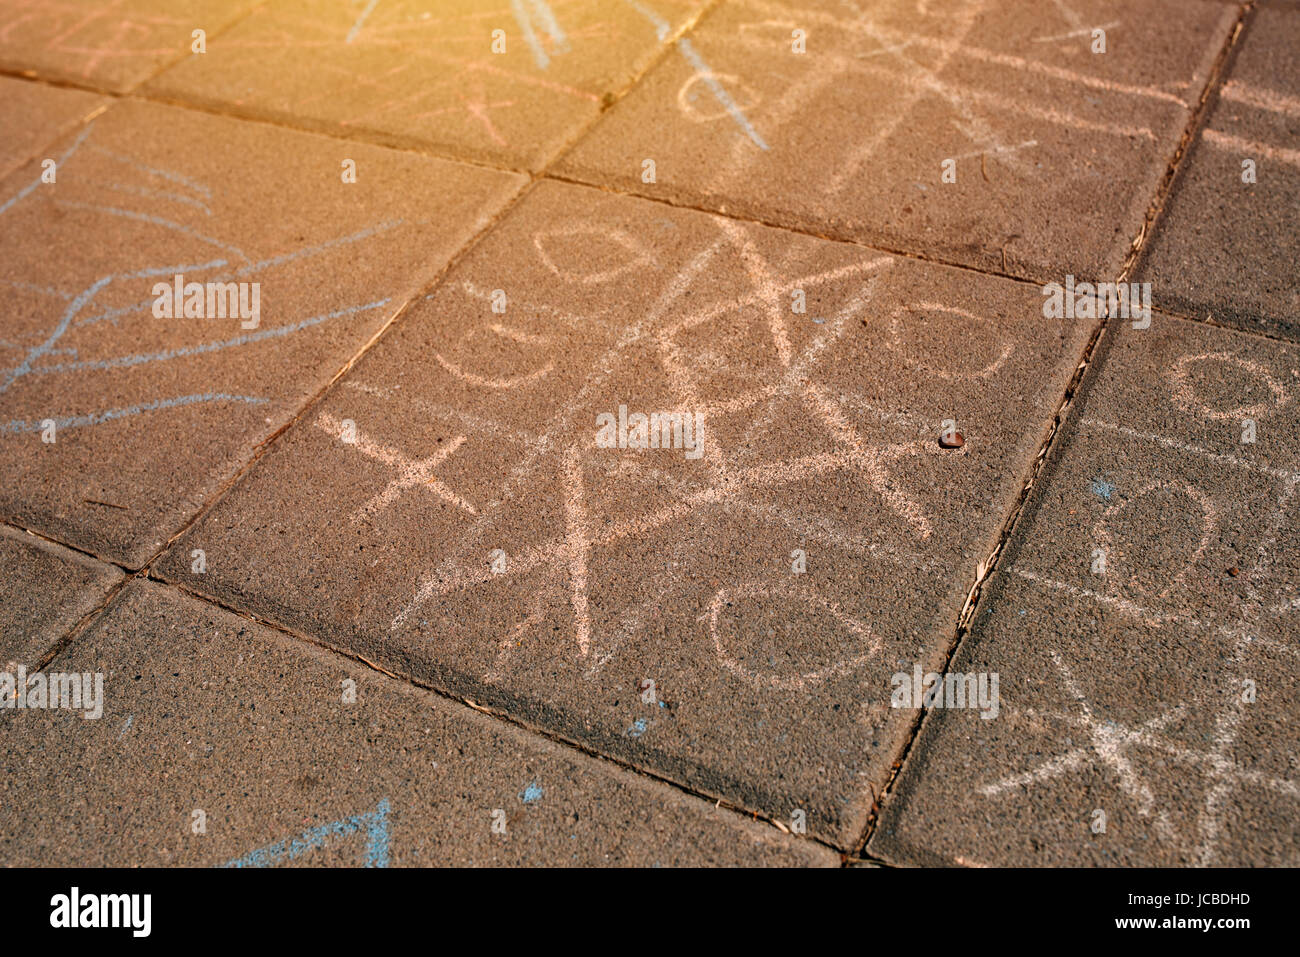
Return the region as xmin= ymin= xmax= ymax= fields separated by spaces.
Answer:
xmin=143 ymin=0 xmax=709 ymax=172
xmin=0 ymin=0 xmax=259 ymax=94
xmin=0 ymin=98 xmax=524 ymax=568
xmin=0 ymin=77 xmax=106 ymax=181
xmin=0 ymin=523 xmax=122 ymax=671
xmin=1137 ymin=3 xmax=1300 ymax=342
xmin=0 ymin=578 xmax=834 ymax=866
xmin=871 ymin=313 xmax=1300 ymax=866
xmin=156 ymin=179 xmax=1098 ymax=847
xmin=552 ymin=0 xmax=1238 ymax=283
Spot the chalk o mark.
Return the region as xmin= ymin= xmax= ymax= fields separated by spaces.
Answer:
xmin=1094 ymin=481 xmax=1218 ymax=603
xmin=708 ymin=582 xmax=878 ymax=691
xmin=885 ymin=302 xmax=1014 ymax=380
xmin=1167 ymin=353 xmax=1288 ymax=422
xmin=533 ymin=225 xmax=654 ymax=285
xmin=433 ymin=352 xmax=554 ymax=390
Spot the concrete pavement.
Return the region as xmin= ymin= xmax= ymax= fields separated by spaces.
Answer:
xmin=0 ymin=0 xmax=1294 ymax=866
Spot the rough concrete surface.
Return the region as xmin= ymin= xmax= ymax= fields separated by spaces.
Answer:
xmin=0 ymin=0 xmax=261 ymax=93
xmin=0 ymin=524 xmax=122 ymax=672
xmin=554 ymin=0 xmax=1239 ymax=282
xmin=0 ymin=579 xmax=834 ymax=866
xmin=0 ymin=98 xmax=523 ymax=567
xmin=144 ymin=0 xmax=710 ymax=171
xmin=1138 ymin=2 xmax=1300 ymax=341
xmin=0 ymin=76 xmax=106 ymax=181
xmin=156 ymin=179 xmax=1098 ymax=847
xmin=0 ymin=0 xmax=1293 ymax=867
xmin=871 ymin=314 xmax=1300 ymax=866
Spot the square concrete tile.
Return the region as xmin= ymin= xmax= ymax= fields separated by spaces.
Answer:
xmin=144 ymin=0 xmax=708 ymax=171
xmin=0 ymin=0 xmax=258 ymax=93
xmin=871 ymin=314 xmax=1300 ymax=866
xmin=0 ymin=98 xmax=524 ymax=568
xmin=0 ymin=77 xmax=106 ymax=181
xmin=553 ymin=0 xmax=1239 ymax=282
xmin=1138 ymin=4 xmax=1300 ymax=341
xmin=0 ymin=523 xmax=122 ymax=671
xmin=157 ymin=179 xmax=1097 ymax=847
xmin=0 ymin=579 xmax=834 ymax=866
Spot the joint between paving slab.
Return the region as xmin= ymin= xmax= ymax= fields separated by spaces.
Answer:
xmin=849 ymin=1 xmax=1258 ymax=860
xmin=541 ymin=169 xmax=1062 ymax=290
xmin=0 ymin=518 xmax=131 ymax=574
xmin=0 ymin=0 xmax=727 ymax=184
xmin=146 ymin=573 xmax=850 ymax=859
xmin=0 ymin=67 xmax=537 ymax=181
xmin=126 ymin=179 xmax=541 ymax=578
xmin=533 ymin=0 xmax=731 ymax=181
xmin=1145 ymin=300 xmax=1299 ymax=347
xmin=3 ymin=2 xmax=1268 ymax=865
xmin=1120 ymin=1 xmax=1256 ymax=283
xmin=12 ymin=176 xmax=546 ymax=698
xmin=28 ymin=569 xmax=143 ymax=676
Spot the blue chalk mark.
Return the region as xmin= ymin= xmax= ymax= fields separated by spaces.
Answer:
xmin=90 ymin=144 xmax=214 ymax=198
xmin=627 ymin=717 xmax=648 ymax=738
xmin=53 ymin=200 xmax=250 ymax=263
xmin=0 ymin=280 xmax=74 ymax=301
xmin=105 ymin=181 xmax=213 ymax=216
xmin=622 ymin=0 xmax=769 ymax=150
xmin=222 ymin=798 xmax=391 ymax=868
xmin=119 ymin=260 xmax=232 ymax=281
xmin=622 ymin=0 xmax=670 ymax=39
xmin=69 ymin=261 xmax=229 ymax=329
xmin=519 ymin=782 xmax=544 ymax=804
xmin=347 ymin=0 xmax=380 ymax=43
xmin=512 ymin=0 xmax=570 ymax=70
xmin=0 ymin=275 xmax=112 ymax=395
xmin=23 ymin=299 xmax=390 ymax=379
xmin=1 ymin=391 xmax=269 ymax=435
xmin=233 ymin=221 xmax=403 ymax=278
xmin=0 ymin=122 xmax=96 ymax=218
xmin=1089 ymin=478 xmax=1115 ymax=501
xmin=72 ymin=220 xmax=401 ymax=328
xmin=675 ymin=39 xmax=770 ymax=151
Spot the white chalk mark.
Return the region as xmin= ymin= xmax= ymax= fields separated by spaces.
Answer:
xmin=562 ymin=447 xmax=592 ymax=657
xmin=707 ymin=582 xmax=879 ymax=691
xmin=1219 ymin=80 xmax=1300 ymax=120
xmin=511 ymin=0 xmax=569 ymax=69
xmin=347 ymin=0 xmax=380 ymax=43
xmin=1202 ymin=128 xmax=1300 ymax=168
xmin=433 ymin=352 xmax=554 ymax=389
xmin=1167 ymin=351 xmax=1289 ymax=422
xmin=980 ymin=651 xmax=1177 ymax=841
xmin=1081 ymin=419 xmax=1300 ymax=481
xmin=0 ymin=122 xmax=96 ymax=218
xmin=1032 ymin=21 xmax=1119 ymax=44
xmin=675 ymin=38 xmax=770 ymax=150
xmin=317 ymin=413 xmax=477 ymax=518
